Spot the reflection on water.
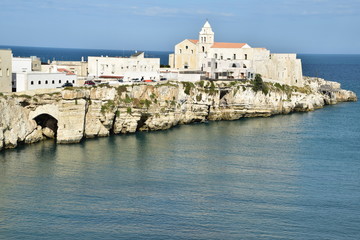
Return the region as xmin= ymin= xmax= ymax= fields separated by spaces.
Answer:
xmin=1 ymin=107 xmax=359 ymax=239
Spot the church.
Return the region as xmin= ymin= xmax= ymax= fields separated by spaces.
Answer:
xmin=169 ymin=21 xmax=303 ymax=87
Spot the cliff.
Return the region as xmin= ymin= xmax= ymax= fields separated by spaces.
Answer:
xmin=0 ymin=77 xmax=357 ymax=151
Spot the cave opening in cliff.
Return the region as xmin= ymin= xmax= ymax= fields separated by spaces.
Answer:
xmin=33 ymin=114 xmax=58 ymax=138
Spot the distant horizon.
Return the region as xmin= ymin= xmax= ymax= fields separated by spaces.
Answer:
xmin=1 ymin=44 xmax=360 ymax=56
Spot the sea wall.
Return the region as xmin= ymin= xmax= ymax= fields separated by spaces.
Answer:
xmin=0 ymin=77 xmax=357 ymax=151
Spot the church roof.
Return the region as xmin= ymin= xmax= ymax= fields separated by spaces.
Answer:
xmin=203 ymin=21 xmax=212 ymax=28
xmin=188 ymin=39 xmax=199 ymax=44
xmin=211 ymin=42 xmax=248 ymax=48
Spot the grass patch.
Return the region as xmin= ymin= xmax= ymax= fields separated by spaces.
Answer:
xmin=101 ymin=100 xmax=116 ymax=114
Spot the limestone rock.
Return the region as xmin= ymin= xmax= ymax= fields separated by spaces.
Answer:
xmin=42 ymin=127 xmax=55 ymax=139
xmin=25 ymin=126 xmax=45 ymax=144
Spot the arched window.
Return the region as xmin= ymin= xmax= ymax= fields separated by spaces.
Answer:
xmin=52 ymin=80 xmax=55 ymax=84
xmin=38 ymin=81 xmax=41 ymax=84
xmin=202 ymin=46 xmax=205 ymax=52
xmin=45 ymin=80 xmax=48 ymax=84
xmin=31 ymin=81 xmax=34 ymax=85
xmin=243 ymin=64 xmax=247 ymax=68
xmin=59 ymin=80 xmax=62 ymax=84
xmin=186 ymin=46 xmax=188 ymax=49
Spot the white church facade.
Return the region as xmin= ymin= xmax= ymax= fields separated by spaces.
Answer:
xmin=169 ymin=21 xmax=303 ymax=87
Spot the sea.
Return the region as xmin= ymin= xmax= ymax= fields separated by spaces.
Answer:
xmin=0 ymin=46 xmax=360 ymax=240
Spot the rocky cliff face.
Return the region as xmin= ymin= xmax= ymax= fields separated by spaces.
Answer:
xmin=0 ymin=77 xmax=357 ymax=151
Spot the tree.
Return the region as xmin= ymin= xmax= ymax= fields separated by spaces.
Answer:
xmin=253 ymin=74 xmax=263 ymax=92
xmin=252 ymin=74 xmax=269 ymax=95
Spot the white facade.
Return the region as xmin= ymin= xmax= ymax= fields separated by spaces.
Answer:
xmin=88 ymin=52 xmax=160 ymax=82
xmin=14 ymin=72 xmax=77 ymax=92
xmin=12 ymin=57 xmax=32 ymax=73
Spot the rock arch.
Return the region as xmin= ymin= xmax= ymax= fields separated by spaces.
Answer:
xmin=29 ymin=104 xmax=59 ymax=139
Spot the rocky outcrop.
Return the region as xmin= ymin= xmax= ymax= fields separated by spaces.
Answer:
xmin=0 ymin=77 xmax=357 ymax=151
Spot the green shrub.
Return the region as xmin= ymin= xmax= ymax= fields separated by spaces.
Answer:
xmin=197 ymin=80 xmax=205 ymax=88
xmin=117 ymin=85 xmax=128 ymax=96
xmin=252 ymin=74 xmax=263 ymax=92
xmin=182 ymin=82 xmax=195 ymax=95
xmin=101 ymin=100 xmax=115 ymax=114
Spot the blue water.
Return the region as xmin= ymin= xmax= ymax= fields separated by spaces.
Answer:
xmin=0 ymin=45 xmax=172 ymax=65
xmin=0 ymin=53 xmax=360 ymax=239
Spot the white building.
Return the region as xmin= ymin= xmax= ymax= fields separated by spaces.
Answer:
xmin=12 ymin=57 xmax=32 ymax=73
xmin=41 ymin=59 xmax=88 ymax=77
xmin=0 ymin=49 xmax=12 ymax=92
xmin=88 ymin=52 xmax=160 ymax=82
xmin=169 ymin=21 xmax=303 ymax=87
xmin=13 ymin=72 xmax=77 ymax=92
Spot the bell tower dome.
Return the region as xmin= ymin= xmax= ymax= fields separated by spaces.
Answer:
xmin=199 ymin=20 xmax=214 ymax=45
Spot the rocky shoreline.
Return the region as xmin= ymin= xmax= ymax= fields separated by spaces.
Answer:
xmin=0 ymin=77 xmax=357 ymax=151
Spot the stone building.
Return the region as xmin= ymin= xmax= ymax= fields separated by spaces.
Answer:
xmin=169 ymin=21 xmax=303 ymax=87
xmin=0 ymin=49 xmax=12 ymax=92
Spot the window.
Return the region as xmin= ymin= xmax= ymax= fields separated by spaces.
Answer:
xmin=245 ymin=54 xmax=248 ymax=60
xmin=31 ymin=81 xmax=34 ymax=85
xmin=191 ymin=50 xmax=194 ymax=54
xmin=59 ymin=80 xmax=62 ymax=84
xmin=233 ymin=54 xmax=236 ymax=60
xmin=214 ymin=54 xmax=218 ymax=59
xmin=208 ymin=62 xmax=211 ymax=67
xmin=243 ymin=64 xmax=247 ymax=68
xmin=38 ymin=81 xmax=41 ymax=84
xmin=220 ymin=55 xmax=223 ymax=60
xmin=186 ymin=46 xmax=188 ymax=49
xmin=215 ymin=63 xmax=218 ymax=69
xmin=179 ymin=49 xmax=182 ymax=54
xmin=202 ymin=46 xmax=205 ymax=52
xmin=0 ymin=68 xmax=2 ymax=77
xmin=6 ymin=68 xmax=10 ymax=77
xmin=52 ymin=80 xmax=55 ymax=84
xmin=72 ymin=80 xmax=75 ymax=83
xmin=45 ymin=80 xmax=48 ymax=84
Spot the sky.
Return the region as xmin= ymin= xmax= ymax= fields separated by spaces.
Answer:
xmin=0 ymin=0 xmax=360 ymax=54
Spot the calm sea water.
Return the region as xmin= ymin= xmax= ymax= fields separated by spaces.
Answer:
xmin=0 ymin=51 xmax=360 ymax=239
xmin=0 ymin=45 xmax=172 ymax=65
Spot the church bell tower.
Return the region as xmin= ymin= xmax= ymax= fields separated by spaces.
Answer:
xmin=198 ymin=20 xmax=214 ymax=53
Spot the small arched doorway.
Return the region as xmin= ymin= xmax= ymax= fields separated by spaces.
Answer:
xmin=34 ymin=114 xmax=58 ymax=139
